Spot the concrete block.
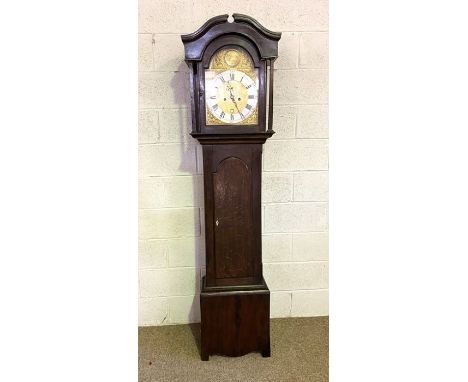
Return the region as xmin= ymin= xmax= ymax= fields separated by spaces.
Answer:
xmin=271 ymin=106 xmax=296 ymax=139
xmin=274 ymin=69 xmax=328 ymax=105
xmin=196 ymin=145 xmax=203 ymax=174
xmin=191 ymin=1 xmax=327 ymax=32
xmin=262 ymin=234 xmax=292 ymax=263
xmin=139 ymin=0 xmax=193 ymax=33
xmin=292 ymin=232 xmax=328 ymax=261
xmin=261 ymin=205 xmax=265 ymax=231
xmin=138 ymin=297 xmax=168 ymax=326
xmin=164 ymin=175 xmax=203 ymax=207
xmin=139 ymin=267 xmax=199 ymax=297
xmin=275 ymin=32 xmax=299 ymax=69
xmin=296 ymin=105 xmax=328 ymax=138
xmin=140 ymin=0 xmax=327 ymax=34
xmin=138 ymin=144 xmax=197 ymax=176
xmin=299 ymin=32 xmax=328 ymax=69
xmin=291 ymin=289 xmax=328 ymax=316
xmin=167 ymin=236 xmax=205 ymax=268
xmin=139 ymin=239 xmax=167 ymax=269
xmin=139 ymin=33 xmax=154 ymax=71
xmin=139 ymin=208 xmax=200 ymax=239
xmin=139 ymin=71 xmax=189 ymax=109
xmin=263 ymin=140 xmax=328 ymax=171
xmin=168 ymin=295 xmax=200 ymax=324
xmin=191 ymin=2 xmax=251 ymax=31
xmin=270 ymin=292 xmax=292 ymax=318
xmin=158 ymin=108 xmax=191 ymax=143
xmin=153 ymin=34 xmax=187 ymax=72
xmin=138 ymin=109 xmax=159 ymax=144
xmin=262 ymin=173 xmax=293 ymax=203
xmin=139 ymin=176 xmax=203 ymax=209
xmin=293 ymin=172 xmax=328 ymax=201
xmin=264 ymin=202 xmax=328 ymax=233
xmin=138 ymin=108 xmax=192 ymax=144
xmin=264 ymin=262 xmax=328 ymax=291
xmin=252 ymin=0 xmax=328 ymax=31
xmin=138 ymin=178 xmax=165 ymax=209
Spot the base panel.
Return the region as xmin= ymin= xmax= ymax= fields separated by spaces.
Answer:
xmin=200 ymin=278 xmax=270 ymax=361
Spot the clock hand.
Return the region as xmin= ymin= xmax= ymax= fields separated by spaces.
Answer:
xmin=227 ymin=82 xmax=242 ymax=113
xmin=231 ymin=96 xmax=241 ymax=113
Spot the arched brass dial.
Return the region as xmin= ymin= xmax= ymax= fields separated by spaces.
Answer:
xmin=205 ymin=47 xmax=259 ymax=125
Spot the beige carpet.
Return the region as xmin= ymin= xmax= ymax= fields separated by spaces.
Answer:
xmin=139 ymin=317 xmax=328 ymax=382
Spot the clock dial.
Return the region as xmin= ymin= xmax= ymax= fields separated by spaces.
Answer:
xmin=205 ymin=70 xmax=258 ymax=124
xmin=205 ymin=46 xmax=258 ymax=126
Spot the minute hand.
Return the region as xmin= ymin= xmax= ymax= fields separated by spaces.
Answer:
xmin=227 ymin=83 xmax=241 ymax=113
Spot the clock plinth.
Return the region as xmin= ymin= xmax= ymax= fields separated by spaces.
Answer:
xmin=200 ymin=277 xmax=270 ymax=360
xmin=181 ymin=14 xmax=281 ymax=360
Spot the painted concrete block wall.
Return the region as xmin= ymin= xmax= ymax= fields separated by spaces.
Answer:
xmin=138 ymin=0 xmax=328 ymax=326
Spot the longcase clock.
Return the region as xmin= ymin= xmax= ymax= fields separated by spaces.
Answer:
xmin=181 ymin=14 xmax=281 ymax=361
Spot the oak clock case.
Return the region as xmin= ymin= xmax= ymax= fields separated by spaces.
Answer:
xmin=181 ymin=14 xmax=281 ymax=361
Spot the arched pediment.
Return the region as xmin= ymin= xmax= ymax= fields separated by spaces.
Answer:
xmin=181 ymin=14 xmax=281 ymax=61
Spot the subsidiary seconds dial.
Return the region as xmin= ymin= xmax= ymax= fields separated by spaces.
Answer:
xmin=206 ymin=70 xmax=258 ymax=124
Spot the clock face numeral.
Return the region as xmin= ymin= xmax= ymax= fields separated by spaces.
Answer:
xmin=205 ymin=69 xmax=259 ymax=124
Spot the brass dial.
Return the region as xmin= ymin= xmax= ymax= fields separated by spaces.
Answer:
xmin=205 ymin=47 xmax=258 ymax=125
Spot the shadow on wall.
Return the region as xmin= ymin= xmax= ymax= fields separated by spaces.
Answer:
xmin=171 ymin=62 xmax=204 ymax=341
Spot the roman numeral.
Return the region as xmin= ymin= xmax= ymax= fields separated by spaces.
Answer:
xmin=241 ymin=76 xmax=244 ymax=82
xmin=212 ymin=104 xmax=218 ymax=110
xmin=220 ymin=111 xmax=225 ymax=118
xmin=248 ymin=95 xmax=255 ymax=99
xmin=230 ymin=72 xmax=235 ymax=80
xmin=210 ymin=96 xmax=216 ymax=99
xmin=239 ymin=112 xmax=245 ymax=120
xmin=219 ymin=76 xmax=225 ymax=82
xmin=246 ymin=104 xmax=252 ymax=110
xmin=246 ymin=84 xmax=252 ymax=89
xmin=230 ymin=114 xmax=234 ymax=121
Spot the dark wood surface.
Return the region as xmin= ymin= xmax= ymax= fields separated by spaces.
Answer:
xmin=200 ymin=277 xmax=270 ymax=361
xmin=213 ymin=157 xmax=253 ymax=279
xmin=203 ymin=144 xmax=263 ymax=288
xmin=181 ymin=14 xmax=281 ymax=361
xmin=181 ymin=14 xmax=281 ymax=60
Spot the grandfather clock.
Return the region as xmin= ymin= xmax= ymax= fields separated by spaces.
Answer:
xmin=181 ymin=14 xmax=281 ymax=361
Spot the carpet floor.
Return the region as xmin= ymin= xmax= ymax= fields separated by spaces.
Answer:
xmin=139 ymin=317 xmax=328 ymax=382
